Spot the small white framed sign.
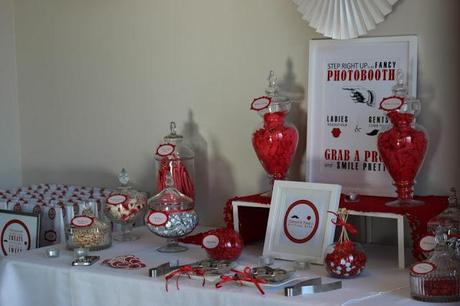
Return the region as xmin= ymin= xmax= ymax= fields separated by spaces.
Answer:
xmin=306 ymin=36 xmax=418 ymax=196
xmin=0 ymin=209 xmax=40 ymax=256
xmin=263 ymin=181 xmax=341 ymax=264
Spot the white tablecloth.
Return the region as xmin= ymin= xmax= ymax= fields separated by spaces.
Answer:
xmin=0 ymin=226 xmax=456 ymax=306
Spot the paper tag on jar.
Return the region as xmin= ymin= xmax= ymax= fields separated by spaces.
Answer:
xmin=71 ymin=216 xmax=94 ymax=227
xmin=379 ymin=96 xmax=404 ymax=111
xmin=147 ymin=211 xmax=168 ymax=227
xmin=411 ymin=262 xmax=435 ymax=275
xmin=202 ymin=234 xmax=220 ymax=249
xmin=418 ymin=234 xmax=436 ymax=252
xmin=250 ymin=96 xmax=272 ymax=111
xmin=106 ymin=194 xmax=128 ymax=206
xmin=156 ymin=144 xmax=175 ymax=157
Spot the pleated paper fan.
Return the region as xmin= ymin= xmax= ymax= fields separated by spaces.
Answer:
xmin=292 ymin=0 xmax=399 ymax=39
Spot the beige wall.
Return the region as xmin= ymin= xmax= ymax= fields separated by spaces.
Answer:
xmin=12 ymin=0 xmax=460 ymax=226
xmin=0 ymin=0 xmax=22 ymax=189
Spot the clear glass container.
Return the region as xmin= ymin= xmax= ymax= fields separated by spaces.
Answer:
xmin=65 ymin=200 xmax=111 ymax=251
xmin=377 ymin=72 xmax=429 ymax=207
xmin=251 ymin=71 xmax=299 ymax=186
xmin=410 ymin=228 xmax=460 ymax=302
xmin=428 ymin=187 xmax=460 ymax=236
xmin=155 ymin=122 xmax=195 ymax=199
xmin=145 ymin=174 xmax=198 ymax=252
xmin=104 ymin=168 xmax=147 ymax=241
xmin=324 ymin=241 xmax=367 ymax=278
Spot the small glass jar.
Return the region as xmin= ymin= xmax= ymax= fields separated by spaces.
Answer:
xmin=145 ymin=174 xmax=198 ymax=252
xmin=65 ymin=200 xmax=111 ymax=251
xmin=251 ymin=71 xmax=298 ymax=186
xmin=155 ymin=122 xmax=195 ymax=199
xmin=377 ymin=72 xmax=429 ymax=207
xmin=104 ymin=168 xmax=147 ymax=241
xmin=324 ymin=241 xmax=367 ymax=278
xmin=410 ymin=228 xmax=460 ymax=302
xmin=428 ymin=187 xmax=459 ymax=236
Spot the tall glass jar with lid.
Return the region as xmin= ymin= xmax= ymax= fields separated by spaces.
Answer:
xmin=155 ymin=122 xmax=195 ymax=199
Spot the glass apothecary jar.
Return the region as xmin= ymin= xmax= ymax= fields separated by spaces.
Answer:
xmin=65 ymin=200 xmax=111 ymax=251
xmin=251 ymin=71 xmax=298 ymax=186
xmin=410 ymin=228 xmax=460 ymax=302
xmin=428 ymin=187 xmax=459 ymax=236
xmin=377 ymin=72 xmax=428 ymax=207
xmin=145 ymin=174 xmax=198 ymax=252
xmin=104 ymin=168 xmax=148 ymax=241
xmin=155 ymin=122 xmax=195 ymax=199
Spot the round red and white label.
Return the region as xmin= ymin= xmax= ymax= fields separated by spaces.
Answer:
xmin=71 ymin=216 xmax=94 ymax=227
xmin=379 ymin=96 xmax=404 ymax=111
xmin=411 ymin=262 xmax=435 ymax=275
xmin=106 ymin=194 xmax=128 ymax=205
xmin=283 ymin=199 xmax=319 ymax=244
xmin=1 ymin=219 xmax=32 ymax=256
xmin=419 ymin=234 xmax=436 ymax=252
xmin=202 ymin=234 xmax=220 ymax=249
xmin=156 ymin=144 xmax=175 ymax=157
xmin=147 ymin=211 xmax=168 ymax=226
xmin=250 ymin=96 xmax=272 ymax=111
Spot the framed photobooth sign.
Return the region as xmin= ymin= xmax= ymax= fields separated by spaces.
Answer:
xmin=263 ymin=181 xmax=341 ymax=264
xmin=306 ymin=36 xmax=418 ymax=196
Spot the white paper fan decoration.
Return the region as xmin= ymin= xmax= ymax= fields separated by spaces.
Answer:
xmin=292 ymin=0 xmax=399 ymax=39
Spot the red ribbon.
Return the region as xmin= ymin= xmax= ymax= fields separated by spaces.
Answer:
xmin=328 ymin=210 xmax=358 ymax=235
xmin=164 ymin=266 xmax=205 ymax=291
xmin=215 ymin=267 xmax=267 ymax=295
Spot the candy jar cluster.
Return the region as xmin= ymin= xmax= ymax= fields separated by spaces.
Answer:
xmin=251 ymin=71 xmax=298 ymax=186
xmin=104 ymin=168 xmax=147 ymax=241
xmin=377 ymin=73 xmax=429 ymax=207
xmin=324 ymin=209 xmax=367 ymax=278
xmin=410 ymin=227 xmax=460 ymax=302
xmin=145 ymin=174 xmax=198 ymax=252
xmin=155 ymin=122 xmax=195 ymax=199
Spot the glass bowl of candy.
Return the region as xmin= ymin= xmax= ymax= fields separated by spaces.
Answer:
xmin=324 ymin=241 xmax=367 ymax=278
xmin=65 ymin=200 xmax=112 ymax=251
xmin=145 ymin=174 xmax=198 ymax=252
xmin=104 ymin=169 xmax=147 ymax=241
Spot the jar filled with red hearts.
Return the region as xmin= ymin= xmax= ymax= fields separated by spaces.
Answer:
xmin=145 ymin=174 xmax=198 ymax=253
xmin=251 ymin=71 xmax=298 ymax=186
xmin=104 ymin=168 xmax=147 ymax=241
xmin=155 ymin=122 xmax=195 ymax=199
xmin=377 ymin=73 xmax=428 ymax=207
xmin=324 ymin=209 xmax=366 ymax=278
xmin=410 ymin=227 xmax=460 ymax=302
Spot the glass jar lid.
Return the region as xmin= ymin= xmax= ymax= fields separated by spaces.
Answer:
xmin=148 ymin=174 xmax=194 ymax=212
xmin=155 ymin=122 xmax=194 ymax=161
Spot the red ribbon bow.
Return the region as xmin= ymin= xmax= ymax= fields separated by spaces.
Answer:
xmin=215 ymin=267 xmax=267 ymax=295
xmin=164 ymin=265 xmax=205 ymax=291
xmin=328 ymin=210 xmax=358 ymax=235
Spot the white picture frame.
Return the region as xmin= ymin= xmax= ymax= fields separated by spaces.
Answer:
xmin=0 ymin=209 xmax=40 ymax=256
xmin=306 ymin=36 xmax=418 ymax=197
xmin=263 ymin=181 xmax=341 ymax=264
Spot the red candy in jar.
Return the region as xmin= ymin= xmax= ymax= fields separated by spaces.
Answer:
xmin=179 ymin=228 xmax=244 ymax=260
xmin=324 ymin=241 xmax=367 ymax=278
xmin=325 ymin=209 xmax=366 ymax=278
xmin=252 ymin=111 xmax=298 ymax=181
xmin=250 ymin=71 xmax=298 ymax=184
xmin=377 ymin=74 xmax=429 ymax=207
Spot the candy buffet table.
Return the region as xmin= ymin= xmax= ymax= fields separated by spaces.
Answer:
xmin=0 ymin=226 xmax=455 ymax=306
